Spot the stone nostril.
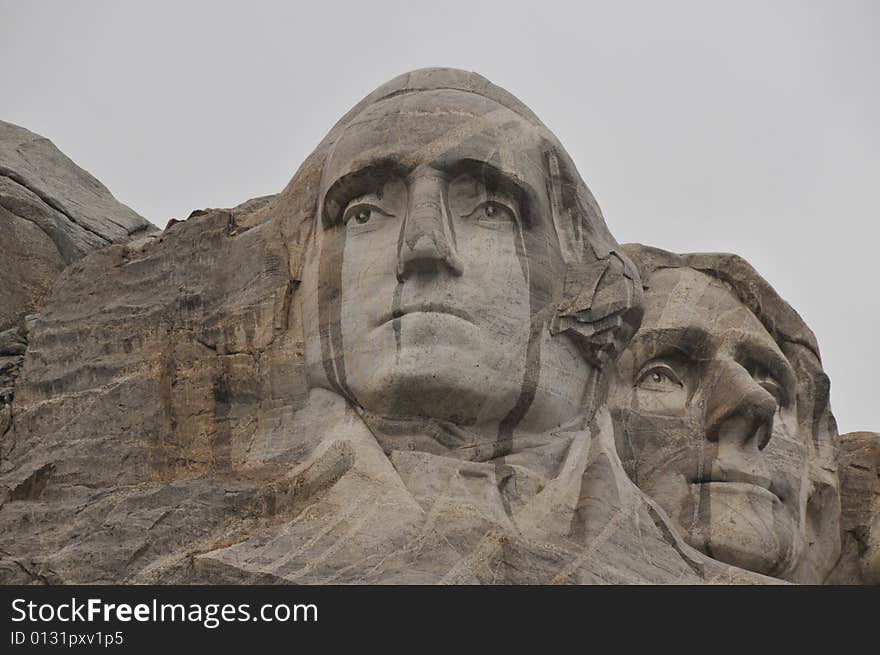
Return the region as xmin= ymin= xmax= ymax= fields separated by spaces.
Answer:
xmin=707 ymin=412 xmax=772 ymax=452
xmin=750 ymin=393 xmax=777 ymax=451
xmin=755 ymin=422 xmax=771 ymax=451
xmin=396 ymin=234 xmax=464 ymax=279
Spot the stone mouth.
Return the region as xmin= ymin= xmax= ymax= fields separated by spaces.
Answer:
xmin=380 ymin=303 xmax=474 ymax=326
xmin=694 ymin=470 xmax=780 ymax=502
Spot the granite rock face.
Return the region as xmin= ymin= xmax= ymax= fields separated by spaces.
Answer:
xmin=828 ymin=432 xmax=880 ymax=584
xmin=0 ymin=119 xmax=157 ymax=332
xmin=0 ymin=69 xmax=874 ymax=584
xmin=0 ymin=121 xmax=158 ymax=517
xmin=0 ymin=197 xmax=290 ymax=583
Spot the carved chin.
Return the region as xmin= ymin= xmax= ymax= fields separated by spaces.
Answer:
xmin=349 ymin=355 xmax=525 ymax=424
xmin=685 ymin=483 xmax=798 ymax=577
xmin=341 ymin=317 xmax=531 ymax=421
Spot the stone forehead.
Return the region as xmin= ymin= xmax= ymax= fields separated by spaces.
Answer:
xmin=347 ymin=88 xmax=537 ymax=130
xmin=324 ymin=89 xmax=548 ymax=179
xmin=345 ymin=68 xmax=546 ymax=126
xmin=643 ymin=266 xmax=773 ymax=340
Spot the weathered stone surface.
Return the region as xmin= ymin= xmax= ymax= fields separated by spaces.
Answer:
xmin=0 ymin=69 xmax=873 ymax=585
xmin=0 ymin=119 xmax=157 ymax=331
xmin=0 ymin=121 xmax=160 ymax=509
xmin=0 ymin=326 xmax=27 ymax=356
xmin=0 ymin=205 xmax=63 ymax=333
xmin=827 ymin=432 xmax=880 ymax=584
xmin=0 ymin=199 xmax=291 ymax=583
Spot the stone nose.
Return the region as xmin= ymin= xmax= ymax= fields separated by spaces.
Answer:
xmin=704 ymin=359 xmax=777 ymax=451
xmin=396 ymin=173 xmax=463 ymax=280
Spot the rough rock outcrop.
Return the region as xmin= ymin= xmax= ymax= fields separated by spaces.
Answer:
xmin=0 ymin=199 xmax=291 ymax=583
xmin=828 ymin=432 xmax=880 ymax=584
xmin=0 ymin=120 xmax=159 ymax=516
xmin=0 ymin=119 xmax=157 ymax=332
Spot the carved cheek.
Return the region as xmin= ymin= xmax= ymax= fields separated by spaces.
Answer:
xmin=761 ymin=410 xmax=807 ymax=509
xmin=340 ymin=213 xmax=399 ymax=338
xmin=634 ymin=385 xmax=689 ymax=415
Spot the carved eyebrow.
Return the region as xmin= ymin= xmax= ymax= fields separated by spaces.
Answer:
xmin=441 ymin=159 xmax=536 ymax=228
xmin=628 ymin=326 xmax=714 ymax=363
xmin=321 ymin=158 xmax=408 ymax=227
xmin=322 ymin=157 xmax=540 ymax=229
xmin=443 ymin=159 xmax=529 ymax=195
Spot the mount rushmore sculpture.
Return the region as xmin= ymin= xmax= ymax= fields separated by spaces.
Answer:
xmin=0 ymin=69 xmax=875 ymax=584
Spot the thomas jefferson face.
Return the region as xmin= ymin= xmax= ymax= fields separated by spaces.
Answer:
xmin=300 ymin=90 xmax=595 ymax=434
xmin=611 ymin=267 xmax=808 ymax=577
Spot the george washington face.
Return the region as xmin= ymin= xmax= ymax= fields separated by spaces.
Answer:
xmin=299 ymin=89 xmax=601 ymax=438
xmin=611 ymin=267 xmax=809 ymax=577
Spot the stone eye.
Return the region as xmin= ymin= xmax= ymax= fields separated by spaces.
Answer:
xmin=466 ymin=200 xmax=515 ymax=224
xmin=484 ymin=201 xmax=513 ymax=219
xmin=342 ymin=202 xmax=392 ymax=226
xmin=636 ymin=363 xmax=683 ymax=392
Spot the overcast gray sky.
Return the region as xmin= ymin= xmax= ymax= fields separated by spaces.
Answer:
xmin=2 ymin=0 xmax=877 ymax=433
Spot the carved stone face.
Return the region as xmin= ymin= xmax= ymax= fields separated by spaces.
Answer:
xmin=611 ymin=267 xmax=808 ymax=577
xmin=300 ymin=89 xmax=599 ymax=437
